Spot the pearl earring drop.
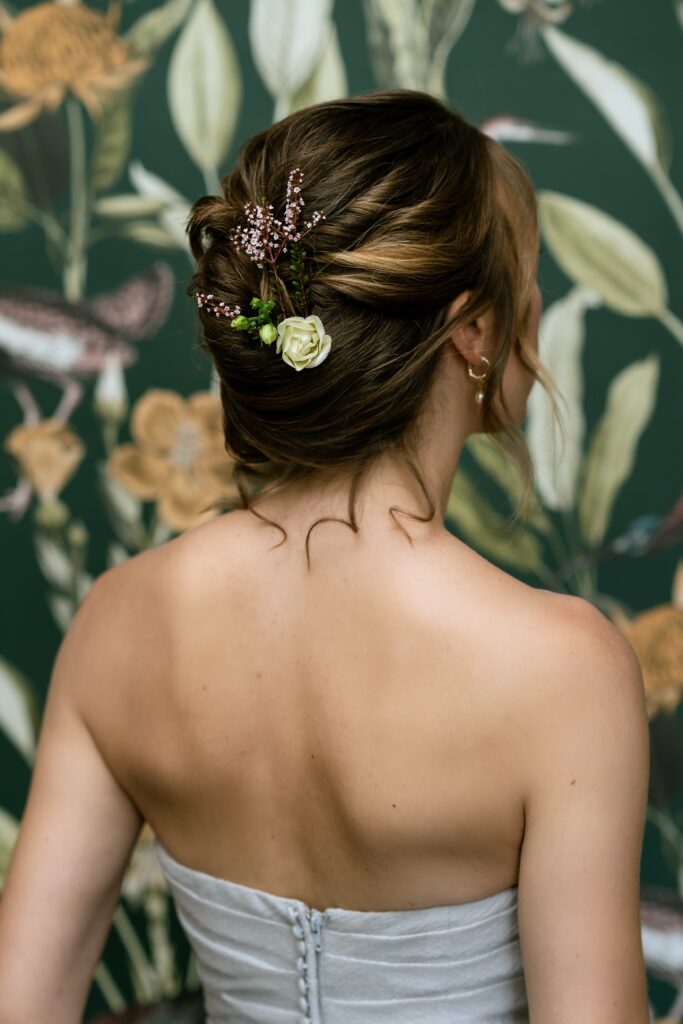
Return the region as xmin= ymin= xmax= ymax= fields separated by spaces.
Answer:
xmin=467 ymin=355 xmax=491 ymax=404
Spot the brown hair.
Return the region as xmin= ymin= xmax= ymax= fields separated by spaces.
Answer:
xmin=186 ymin=88 xmax=559 ymax=569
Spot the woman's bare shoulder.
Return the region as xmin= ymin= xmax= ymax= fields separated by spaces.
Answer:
xmin=497 ymin=580 xmax=648 ymax=823
xmin=523 ymin=586 xmax=643 ymax=700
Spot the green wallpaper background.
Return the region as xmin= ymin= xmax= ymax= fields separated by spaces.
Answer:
xmin=0 ymin=0 xmax=682 ymax=1018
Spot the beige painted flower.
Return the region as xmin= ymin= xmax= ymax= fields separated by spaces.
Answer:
xmin=4 ymin=418 xmax=85 ymax=500
xmin=107 ymin=388 xmax=237 ymax=532
xmin=624 ymin=604 xmax=683 ymax=718
xmin=0 ymin=0 xmax=149 ymax=131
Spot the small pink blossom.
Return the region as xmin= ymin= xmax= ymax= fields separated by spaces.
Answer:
xmin=195 ymin=293 xmax=241 ymax=319
xmin=230 ymin=168 xmax=325 ymax=270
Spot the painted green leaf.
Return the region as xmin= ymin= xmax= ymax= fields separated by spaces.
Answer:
xmin=125 ymin=0 xmax=194 ymax=57
xmin=426 ymin=0 xmax=478 ymax=97
xmin=47 ymin=593 xmax=76 ymax=632
xmin=0 ymin=808 xmax=20 ymax=891
xmin=525 ymin=286 xmax=601 ymax=512
xmin=34 ymin=534 xmax=74 ymax=590
xmin=578 ymin=353 xmax=660 ymax=547
xmin=250 ymin=0 xmax=333 ymax=120
xmin=113 ymin=220 xmax=183 ymax=248
xmin=91 ymin=90 xmax=136 ymax=194
xmin=94 ymin=194 xmax=170 ymax=219
xmin=167 ymin=0 xmax=241 ymax=173
xmin=538 ymin=191 xmax=668 ymax=316
xmin=0 ymin=147 xmax=30 ymax=231
xmin=446 ymin=467 xmax=547 ymax=576
xmin=466 ymin=433 xmax=554 ymax=540
xmin=0 ymin=657 xmax=38 ymax=764
xmin=363 ymin=0 xmax=428 ymax=90
xmin=108 ymin=542 xmax=131 ymax=567
xmin=542 ymin=25 xmax=672 ymax=173
xmin=128 ymin=158 xmax=191 ymax=249
xmin=98 ymin=463 xmax=147 ymax=550
xmin=288 ymin=22 xmax=348 ymax=116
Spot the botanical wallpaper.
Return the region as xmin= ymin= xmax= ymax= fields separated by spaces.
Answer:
xmin=0 ymin=0 xmax=681 ymax=1019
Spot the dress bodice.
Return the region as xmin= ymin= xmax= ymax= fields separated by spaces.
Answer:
xmin=154 ymin=839 xmax=529 ymax=1023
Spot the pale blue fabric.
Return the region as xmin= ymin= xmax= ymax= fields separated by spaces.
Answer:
xmin=154 ymin=838 xmax=529 ymax=1023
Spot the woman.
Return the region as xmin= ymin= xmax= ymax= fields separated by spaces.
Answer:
xmin=0 ymin=89 xmax=650 ymax=1024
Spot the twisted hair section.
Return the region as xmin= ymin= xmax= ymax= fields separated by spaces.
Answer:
xmin=186 ymin=89 xmax=560 ymax=569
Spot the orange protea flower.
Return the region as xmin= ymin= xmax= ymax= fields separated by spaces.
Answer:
xmin=623 ymin=604 xmax=683 ymax=719
xmin=4 ymin=418 xmax=85 ymax=501
xmin=107 ymin=388 xmax=238 ymax=532
xmin=0 ymin=0 xmax=149 ymax=131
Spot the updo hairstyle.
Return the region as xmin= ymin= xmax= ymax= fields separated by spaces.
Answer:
xmin=186 ymin=89 xmax=558 ymax=569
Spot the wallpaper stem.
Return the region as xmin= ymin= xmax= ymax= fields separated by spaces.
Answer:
xmin=93 ymin=960 xmax=127 ymax=1012
xmin=202 ymin=167 xmax=220 ymax=195
xmin=649 ymin=162 xmax=683 ymax=237
xmin=112 ymin=903 xmax=162 ymax=1002
xmin=64 ymin=97 xmax=91 ymax=302
xmin=657 ymin=307 xmax=683 ymax=349
xmin=560 ymin=507 xmax=595 ymax=598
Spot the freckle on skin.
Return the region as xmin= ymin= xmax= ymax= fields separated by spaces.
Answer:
xmin=570 ymin=779 xmax=576 ymax=785
xmin=392 ymin=803 xmax=396 ymax=808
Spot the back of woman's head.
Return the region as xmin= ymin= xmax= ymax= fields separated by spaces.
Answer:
xmin=186 ymin=88 xmax=556 ymax=567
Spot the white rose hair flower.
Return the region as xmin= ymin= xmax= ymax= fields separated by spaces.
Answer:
xmin=276 ymin=315 xmax=332 ymax=371
xmin=193 ymin=169 xmax=332 ymax=371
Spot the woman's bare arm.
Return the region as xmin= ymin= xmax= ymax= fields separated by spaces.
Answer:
xmin=517 ymin=595 xmax=650 ymax=1023
xmin=0 ymin=567 xmax=147 ymax=1024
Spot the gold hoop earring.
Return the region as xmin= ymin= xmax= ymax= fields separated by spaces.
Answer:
xmin=467 ymin=355 xmax=491 ymax=404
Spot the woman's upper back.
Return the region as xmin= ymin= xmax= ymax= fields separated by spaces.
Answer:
xmin=88 ymin=507 xmax=559 ymax=912
xmin=77 ymin=506 xmax=650 ymax=1022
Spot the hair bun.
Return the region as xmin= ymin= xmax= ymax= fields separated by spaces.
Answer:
xmin=185 ymin=89 xmax=553 ymax=570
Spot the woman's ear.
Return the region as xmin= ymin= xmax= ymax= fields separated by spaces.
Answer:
xmin=444 ymin=290 xmax=494 ymax=366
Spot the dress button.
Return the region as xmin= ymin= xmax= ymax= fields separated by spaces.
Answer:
xmin=298 ymin=939 xmax=306 ymax=955
xmin=298 ymin=976 xmax=309 ymax=994
xmin=299 ymin=994 xmax=309 ymax=1011
xmin=292 ymin=923 xmax=305 ymax=939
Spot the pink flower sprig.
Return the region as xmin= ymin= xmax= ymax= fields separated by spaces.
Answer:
xmin=195 ymin=293 xmax=241 ymax=319
xmin=229 ymin=168 xmax=325 ymax=319
xmin=230 ymin=168 xmax=325 ymax=270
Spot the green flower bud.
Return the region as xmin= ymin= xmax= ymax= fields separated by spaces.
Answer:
xmin=34 ymin=497 xmax=69 ymax=531
xmin=259 ymin=323 xmax=278 ymax=345
xmin=231 ymin=315 xmax=250 ymax=330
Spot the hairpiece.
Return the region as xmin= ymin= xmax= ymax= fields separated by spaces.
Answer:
xmin=194 ymin=168 xmax=331 ymax=372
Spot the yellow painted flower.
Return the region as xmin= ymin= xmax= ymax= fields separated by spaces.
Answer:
xmin=4 ymin=418 xmax=85 ymax=501
xmin=276 ymin=315 xmax=332 ymax=371
xmin=623 ymin=604 xmax=683 ymax=718
xmin=107 ymin=388 xmax=237 ymax=532
xmin=0 ymin=0 xmax=149 ymax=131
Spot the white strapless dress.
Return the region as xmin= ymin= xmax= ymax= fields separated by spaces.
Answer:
xmin=154 ymin=839 xmax=529 ymax=1023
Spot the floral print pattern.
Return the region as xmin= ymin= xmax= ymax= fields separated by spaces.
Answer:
xmin=0 ymin=0 xmax=681 ymax=1019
